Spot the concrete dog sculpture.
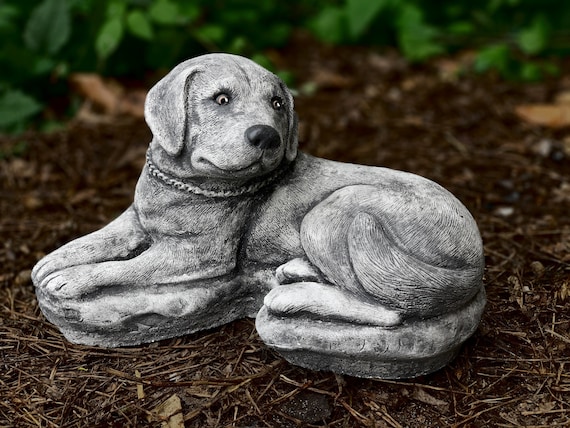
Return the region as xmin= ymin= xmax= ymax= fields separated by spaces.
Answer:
xmin=32 ymin=53 xmax=485 ymax=378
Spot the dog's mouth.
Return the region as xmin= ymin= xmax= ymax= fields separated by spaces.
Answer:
xmin=195 ymin=156 xmax=266 ymax=177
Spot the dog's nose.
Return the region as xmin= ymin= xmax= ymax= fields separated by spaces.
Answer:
xmin=245 ymin=125 xmax=281 ymax=150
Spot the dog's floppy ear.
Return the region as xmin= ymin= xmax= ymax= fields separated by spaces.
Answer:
xmin=286 ymin=113 xmax=299 ymax=162
xmin=280 ymin=82 xmax=298 ymax=162
xmin=145 ymin=60 xmax=199 ymax=157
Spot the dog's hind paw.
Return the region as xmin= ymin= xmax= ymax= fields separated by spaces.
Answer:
xmin=264 ymin=282 xmax=402 ymax=327
xmin=276 ymin=258 xmax=323 ymax=284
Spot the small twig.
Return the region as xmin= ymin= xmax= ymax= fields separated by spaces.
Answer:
xmin=371 ymin=378 xmax=471 ymax=395
xmin=338 ymin=399 xmax=373 ymax=426
xmin=279 ymin=375 xmax=336 ymax=397
xmin=546 ymin=329 xmax=570 ymax=345
xmin=521 ymin=408 xmax=570 ymax=416
xmin=184 ymin=379 xmax=251 ymax=422
xmin=454 ymin=397 xmax=523 ymax=427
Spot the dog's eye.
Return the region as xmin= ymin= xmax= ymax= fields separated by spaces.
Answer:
xmin=271 ymin=96 xmax=283 ymax=110
xmin=214 ymin=93 xmax=230 ymax=105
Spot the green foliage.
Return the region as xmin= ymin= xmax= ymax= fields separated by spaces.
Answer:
xmin=517 ymin=14 xmax=549 ymax=55
xmin=311 ymin=0 xmax=570 ymax=77
xmin=346 ymin=0 xmax=388 ymax=40
xmin=0 ymin=0 xmax=313 ymax=133
xmin=396 ymin=3 xmax=444 ymax=62
xmin=23 ymin=0 xmax=71 ymax=55
xmin=0 ymin=90 xmax=42 ymax=133
xmin=1 ymin=0 xmax=569 ymax=134
xmin=96 ymin=15 xmax=124 ymax=60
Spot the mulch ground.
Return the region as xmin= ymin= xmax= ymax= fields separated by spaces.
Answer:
xmin=1 ymin=35 xmax=569 ymax=427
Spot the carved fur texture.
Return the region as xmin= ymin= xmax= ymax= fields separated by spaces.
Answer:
xmin=32 ymin=54 xmax=485 ymax=362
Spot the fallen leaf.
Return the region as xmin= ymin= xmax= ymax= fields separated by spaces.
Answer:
xmin=135 ymin=370 xmax=144 ymax=400
xmin=70 ymin=73 xmax=146 ymax=120
xmin=150 ymin=394 xmax=184 ymax=428
xmin=70 ymin=73 xmax=118 ymax=114
xmin=118 ymin=89 xmax=146 ymax=118
xmin=515 ymin=104 xmax=570 ymax=128
xmin=411 ymin=387 xmax=449 ymax=410
xmin=554 ymin=90 xmax=570 ymax=105
xmin=311 ymin=69 xmax=354 ymax=89
xmin=14 ymin=270 xmax=32 ymax=285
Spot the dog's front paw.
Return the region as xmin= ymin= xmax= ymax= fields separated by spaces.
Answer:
xmin=41 ymin=272 xmax=75 ymax=300
xmin=32 ymin=254 xmax=64 ymax=286
xmin=276 ymin=258 xmax=323 ymax=284
xmin=39 ymin=266 xmax=97 ymax=300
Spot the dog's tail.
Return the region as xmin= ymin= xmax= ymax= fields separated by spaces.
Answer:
xmin=346 ymin=211 xmax=483 ymax=316
xmin=300 ymin=184 xmax=484 ymax=318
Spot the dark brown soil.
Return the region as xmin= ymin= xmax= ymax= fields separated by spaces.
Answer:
xmin=1 ymin=35 xmax=569 ymax=427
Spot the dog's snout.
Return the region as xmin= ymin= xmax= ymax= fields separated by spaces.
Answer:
xmin=245 ymin=125 xmax=281 ymax=150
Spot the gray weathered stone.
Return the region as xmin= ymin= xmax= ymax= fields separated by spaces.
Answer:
xmin=32 ymin=53 xmax=485 ymax=378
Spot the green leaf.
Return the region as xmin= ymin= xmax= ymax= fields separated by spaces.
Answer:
xmin=68 ymin=0 xmax=95 ymax=14
xmin=126 ymin=10 xmax=153 ymax=40
xmin=488 ymin=0 xmax=521 ymax=12
xmin=251 ymin=54 xmax=273 ymax=71
xmin=542 ymin=62 xmax=560 ymax=77
xmin=177 ymin=3 xmax=200 ymax=23
xmin=228 ymin=36 xmax=247 ymax=54
xmin=346 ymin=0 xmax=389 ymax=40
xmin=0 ymin=4 xmax=19 ymax=31
xmin=398 ymin=26 xmax=444 ymax=62
xmin=310 ymin=7 xmax=347 ymax=45
xmin=519 ymin=61 xmax=559 ymax=82
xmin=276 ymin=70 xmax=295 ymax=87
xmin=105 ymin=0 xmax=126 ymax=20
xmin=194 ymin=24 xmax=225 ymax=46
xmin=149 ymin=0 xmax=184 ymax=25
xmin=31 ymin=57 xmax=56 ymax=76
xmin=518 ymin=15 xmax=549 ymax=55
xmin=23 ymin=0 xmax=71 ymax=55
xmin=397 ymin=5 xmax=444 ymax=62
xmin=474 ymin=43 xmax=510 ymax=74
xmin=396 ymin=3 xmax=422 ymax=28
xmin=96 ymin=18 xmax=124 ymax=60
xmin=447 ymin=21 xmax=475 ymax=36
xmin=519 ymin=62 xmax=543 ymax=81
xmin=0 ymin=90 xmax=42 ymax=128
xmin=262 ymin=23 xmax=291 ymax=47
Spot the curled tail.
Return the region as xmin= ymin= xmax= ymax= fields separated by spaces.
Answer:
xmin=347 ymin=212 xmax=483 ymax=316
xmin=300 ymin=184 xmax=484 ymax=318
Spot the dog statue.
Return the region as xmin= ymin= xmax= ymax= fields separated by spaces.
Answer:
xmin=32 ymin=53 xmax=485 ymax=378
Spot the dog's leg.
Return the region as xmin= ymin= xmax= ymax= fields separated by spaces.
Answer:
xmin=264 ymin=282 xmax=401 ymax=326
xmin=39 ymin=240 xmax=234 ymax=300
xmin=32 ymin=205 xmax=149 ymax=285
xmin=276 ymin=258 xmax=323 ymax=284
xmin=264 ymin=183 xmax=483 ymax=324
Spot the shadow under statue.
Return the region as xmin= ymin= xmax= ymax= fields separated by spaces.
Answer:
xmin=32 ymin=53 xmax=485 ymax=379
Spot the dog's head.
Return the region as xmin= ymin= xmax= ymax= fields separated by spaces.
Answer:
xmin=145 ymin=53 xmax=298 ymax=181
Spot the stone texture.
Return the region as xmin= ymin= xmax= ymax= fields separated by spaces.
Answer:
xmin=32 ymin=53 xmax=485 ymax=378
xmin=257 ymin=286 xmax=486 ymax=379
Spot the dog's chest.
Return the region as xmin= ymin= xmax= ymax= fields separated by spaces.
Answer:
xmin=134 ymin=174 xmax=254 ymax=238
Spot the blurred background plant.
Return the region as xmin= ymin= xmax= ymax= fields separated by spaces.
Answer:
xmin=1 ymin=0 xmax=569 ymax=134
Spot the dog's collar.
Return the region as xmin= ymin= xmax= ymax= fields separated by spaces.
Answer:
xmin=146 ymin=152 xmax=289 ymax=198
